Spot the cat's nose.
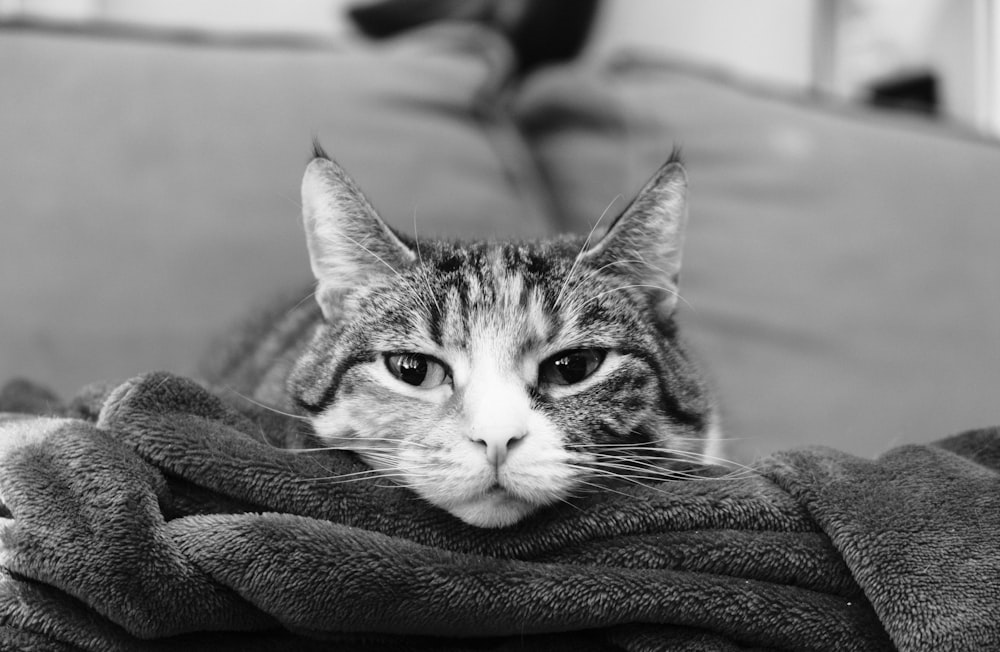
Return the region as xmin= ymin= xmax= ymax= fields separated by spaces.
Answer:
xmin=470 ymin=431 xmax=526 ymax=468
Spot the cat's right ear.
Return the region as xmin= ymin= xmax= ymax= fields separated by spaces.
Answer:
xmin=580 ymin=153 xmax=689 ymax=319
xmin=301 ymin=155 xmax=416 ymax=319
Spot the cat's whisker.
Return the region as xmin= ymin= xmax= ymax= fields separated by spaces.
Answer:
xmin=568 ymin=448 xmax=709 ymax=470
xmin=584 ymin=469 xmax=680 ymax=486
xmin=547 ymin=494 xmax=585 ymax=514
xmin=564 ymin=474 xmax=649 ymax=500
xmin=279 ymin=191 xmax=302 ymax=211
xmin=411 ymin=207 xmax=442 ymax=314
xmin=559 ymin=260 xmax=644 ymax=309
xmin=296 ymin=438 xmax=435 ymax=451
xmin=411 ymin=206 xmax=424 ymax=263
xmin=582 ymin=283 xmax=692 ymax=311
xmin=613 ymin=456 xmax=756 ymax=480
xmin=348 ymin=231 xmax=438 ymax=318
xmin=286 ymin=287 xmax=319 ymax=317
xmin=303 ymin=473 xmax=410 ymax=486
xmin=290 ymin=455 xmax=416 ymax=484
xmin=574 ymin=450 xmax=757 ymax=481
xmin=325 ymin=470 xmax=405 ymax=482
xmin=565 ymin=440 xmax=717 ymax=450
xmin=554 ymin=193 xmax=622 ymax=311
xmin=367 ymin=285 xmax=435 ymax=322
xmin=558 ymin=258 xmax=669 ymax=312
xmin=580 ymin=461 xmax=718 ymax=483
xmin=569 ymin=464 xmax=743 ymax=496
xmin=590 ymin=258 xmax=668 ymax=278
xmin=659 ymin=435 xmax=746 ymax=444
xmin=353 ymin=455 xmax=437 ymax=475
xmin=294 ymin=453 xmax=350 ymax=479
xmin=580 ymin=447 xmax=715 ymax=464
xmin=349 ymin=455 xmax=410 ymax=468
xmin=613 ymin=458 xmax=757 ymax=480
xmin=316 ymin=472 xmax=410 ymax=484
xmin=565 ymin=439 xmax=702 ymax=449
xmin=284 ymin=442 xmax=396 ymax=454
xmin=223 ymin=388 xmax=311 ymax=422
xmin=566 ymin=462 xmax=653 ymax=482
xmin=581 ymin=456 xmax=684 ymax=475
xmin=654 ymin=448 xmax=759 ymax=473
xmin=297 ymin=467 xmax=391 ymax=481
xmin=568 ymin=474 xmax=654 ymax=495
xmin=646 ymin=467 xmax=751 ymax=481
xmin=341 ymin=232 xmax=403 ymax=279
xmin=569 ymin=440 xmax=756 ymax=474
xmin=247 ymin=419 xmax=313 ymax=451
xmin=417 ymin=268 xmax=442 ymax=315
xmin=286 ymin=446 xmax=341 ymax=454
xmin=299 ymin=456 xmax=418 ymax=477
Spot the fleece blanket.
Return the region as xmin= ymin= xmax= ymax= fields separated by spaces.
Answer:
xmin=0 ymin=372 xmax=996 ymax=651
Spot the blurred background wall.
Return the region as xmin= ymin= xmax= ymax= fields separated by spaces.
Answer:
xmin=0 ymin=0 xmax=348 ymax=34
xmin=3 ymin=0 xmax=998 ymax=135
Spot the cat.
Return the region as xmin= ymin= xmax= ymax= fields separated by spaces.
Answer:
xmin=206 ymin=144 xmax=721 ymax=528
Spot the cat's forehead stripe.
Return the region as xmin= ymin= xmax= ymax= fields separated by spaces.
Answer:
xmin=441 ymin=285 xmax=465 ymax=349
xmin=409 ymin=246 xmax=559 ymax=364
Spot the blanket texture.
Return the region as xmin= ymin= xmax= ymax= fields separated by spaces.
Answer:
xmin=0 ymin=372 xmax=996 ymax=651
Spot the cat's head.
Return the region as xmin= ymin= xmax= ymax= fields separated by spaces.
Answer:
xmin=289 ymin=148 xmax=719 ymax=528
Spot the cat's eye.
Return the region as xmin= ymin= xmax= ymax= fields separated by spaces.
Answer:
xmin=539 ymin=349 xmax=606 ymax=386
xmin=384 ymin=353 xmax=450 ymax=389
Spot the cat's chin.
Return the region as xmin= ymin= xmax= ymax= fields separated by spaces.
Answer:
xmin=447 ymin=491 xmax=539 ymax=529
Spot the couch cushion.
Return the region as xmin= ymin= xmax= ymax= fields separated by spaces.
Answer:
xmin=517 ymin=56 xmax=1000 ymax=458
xmin=1 ymin=25 xmax=545 ymax=395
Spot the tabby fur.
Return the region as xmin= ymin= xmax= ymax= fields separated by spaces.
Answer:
xmin=204 ymin=146 xmax=720 ymax=528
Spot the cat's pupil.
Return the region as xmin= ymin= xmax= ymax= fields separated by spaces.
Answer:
xmin=384 ymin=353 xmax=450 ymax=389
xmin=391 ymin=354 xmax=428 ymax=385
xmin=543 ymin=349 xmax=605 ymax=386
xmin=554 ymin=353 xmax=590 ymax=384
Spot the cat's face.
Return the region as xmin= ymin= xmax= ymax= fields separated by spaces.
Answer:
xmin=289 ymin=153 xmax=718 ymax=528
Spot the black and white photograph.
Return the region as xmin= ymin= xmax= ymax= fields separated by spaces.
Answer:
xmin=1 ymin=1 xmax=998 ymax=649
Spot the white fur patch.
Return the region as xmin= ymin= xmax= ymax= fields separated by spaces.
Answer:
xmin=463 ymin=369 xmax=529 ymax=451
xmin=410 ymin=406 xmax=579 ymax=528
xmin=700 ymin=412 xmax=725 ymax=464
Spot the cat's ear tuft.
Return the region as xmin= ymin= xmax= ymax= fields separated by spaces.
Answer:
xmin=301 ymin=156 xmax=416 ymax=319
xmin=311 ymin=138 xmax=331 ymax=162
xmin=581 ymin=157 xmax=688 ymax=318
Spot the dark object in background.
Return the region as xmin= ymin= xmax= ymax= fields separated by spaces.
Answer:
xmin=349 ymin=0 xmax=492 ymax=37
xmin=348 ymin=0 xmax=601 ymax=76
xmin=867 ymin=70 xmax=939 ymax=116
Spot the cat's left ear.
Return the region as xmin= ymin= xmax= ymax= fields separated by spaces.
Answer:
xmin=301 ymin=154 xmax=416 ymax=319
xmin=581 ymin=155 xmax=688 ymax=318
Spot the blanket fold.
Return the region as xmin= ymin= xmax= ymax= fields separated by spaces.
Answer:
xmin=0 ymin=371 xmax=996 ymax=651
xmin=769 ymin=441 xmax=1000 ymax=649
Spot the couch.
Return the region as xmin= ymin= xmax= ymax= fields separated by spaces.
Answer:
xmin=3 ymin=20 xmax=999 ymax=460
